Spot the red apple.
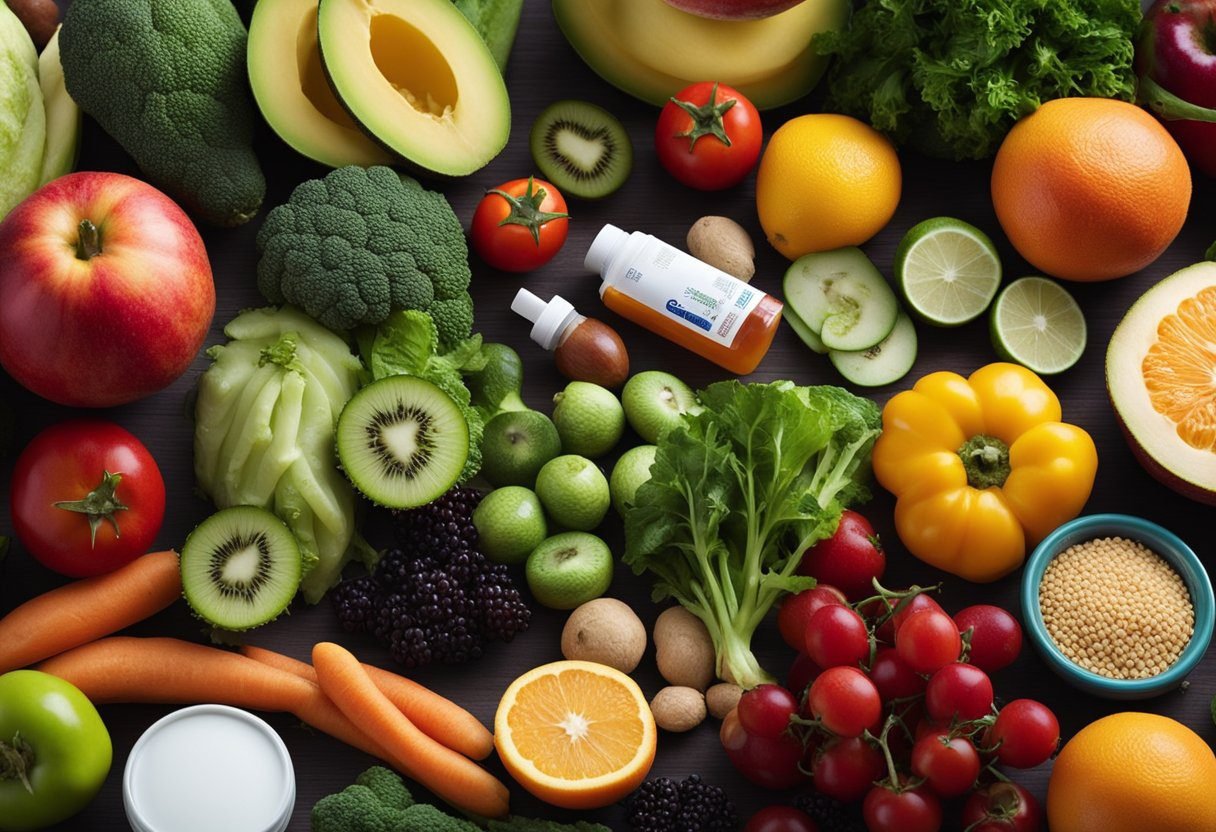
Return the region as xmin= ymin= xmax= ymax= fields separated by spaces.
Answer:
xmin=0 ymin=172 xmax=214 ymax=407
xmin=1138 ymin=0 xmax=1216 ymax=177
xmin=663 ymin=0 xmax=806 ymax=20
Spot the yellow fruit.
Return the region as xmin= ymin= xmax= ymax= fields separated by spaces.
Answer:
xmin=494 ymin=660 xmax=657 ymax=809
xmin=1047 ymin=712 xmax=1216 ymax=832
xmin=991 ymin=98 xmax=1190 ymax=282
xmin=755 ymin=114 xmax=901 ymax=259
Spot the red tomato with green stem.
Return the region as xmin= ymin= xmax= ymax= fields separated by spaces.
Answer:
xmin=655 ymin=81 xmax=762 ymax=190
xmin=961 ymin=782 xmax=1042 ymax=832
xmin=10 ymin=420 xmax=165 ymax=577
xmin=470 ymin=177 xmax=569 ymax=272
xmin=798 ymin=509 xmax=886 ymax=599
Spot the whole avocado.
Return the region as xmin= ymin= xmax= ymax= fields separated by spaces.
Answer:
xmin=59 ymin=0 xmax=265 ymax=226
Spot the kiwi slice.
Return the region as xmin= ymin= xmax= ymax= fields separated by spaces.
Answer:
xmin=337 ymin=375 xmax=469 ymax=508
xmin=530 ymin=100 xmax=632 ymax=199
xmin=181 ymin=506 xmax=302 ymax=631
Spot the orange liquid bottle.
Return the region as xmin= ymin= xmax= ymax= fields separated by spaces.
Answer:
xmin=584 ymin=225 xmax=782 ymax=375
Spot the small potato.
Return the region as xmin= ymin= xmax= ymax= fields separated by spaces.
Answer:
xmin=687 ymin=216 xmax=755 ymax=282
xmin=5 ymin=0 xmax=59 ymax=49
xmin=654 ymin=606 xmax=715 ymax=690
xmin=706 ymin=682 xmax=744 ymax=720
xmin=650 ymin=685 xmax=706 ymax=732
xmin=561 ymin=597 xmax=647 ymax=673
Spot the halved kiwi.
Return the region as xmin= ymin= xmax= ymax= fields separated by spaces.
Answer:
xmin=337 ymin=375 xmax=469 ymax=508
xmin=181 ymin=506 xmax=302 ymax=631
xmin=529 ymin=99 xmax=632 ymax=199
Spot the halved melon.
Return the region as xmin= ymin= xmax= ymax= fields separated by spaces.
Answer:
xmin=247 ymin=0 xmax=393 ymax=168
xmin=1107 ymin=262 xmax=1216 ymax=504
xmin=317 ymin=0 xmax=509 ymax=177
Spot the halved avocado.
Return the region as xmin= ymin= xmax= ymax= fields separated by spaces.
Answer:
xmin=247 ymin=0 xmax=393 ymax=168
xmin=552 ymin=0 xmax=849 ymax=110
xmin=1107 ymin=261 xmax=1216 ymax=505
xmin=317 ymin=0 xmax=509 ymax=177
xmin=37 ymin=28 xmax=81 ymax=185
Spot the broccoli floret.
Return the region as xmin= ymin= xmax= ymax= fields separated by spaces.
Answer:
xmin=257 ymin=166 xmax=476 ymax=336
xmin=354 ymin=767 xmax=413 ymax=811
xmin=311 ymin=784 xmax=408 ymax=832
xmin=400 ymin=804 xmax=480 ymax=831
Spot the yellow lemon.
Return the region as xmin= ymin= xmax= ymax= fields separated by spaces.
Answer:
xmin=756 ymin=114 xmax=901 ymax=259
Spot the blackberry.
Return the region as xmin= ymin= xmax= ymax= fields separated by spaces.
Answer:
xmin=330 ymin=487 xmax=531 ymax=670
xmin=627 ymin=775 xmax=737 ymax=832
xmin=795 ymin=794 xmax=865 ymax=832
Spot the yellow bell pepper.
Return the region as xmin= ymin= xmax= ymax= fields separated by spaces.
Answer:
xmin=872 ymin=363 xmax=1097 ymax=583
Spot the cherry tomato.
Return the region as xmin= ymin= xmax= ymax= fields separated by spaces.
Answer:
xmin=798 ymin=509 xmax=886 ymax=599
xmin=808 ymin=667 xmax=881 ymax=738
xmin=10 ymin=420 xmax=165 ymax=577
xmin=778 ymin=585 xmax=847 ymax=651
xmin=988 ymin=700 xmax=1059 ymax=768
xmin=745 ymin=806 xmax=819 ymax=832
xmin=954 ymin=605 xmax=1023 ymax=672
xmin=737 ymin=684 xmax=799 ymax=739
xmin=721 ymin=708 xmax=807 ymax=790
xmin=925 ymin=663 xmax=994 ymax=722
xmin=805 ymin=605 xmax=870 ymax=669
xmin=896 ymin=609 xmax=962 ymax=674
xmin=910 ymin=733 xmax=981 ymax=797
xmin=862 ymin=779 xmax=943 ymax=832
xmin=470 ymin=177 xmax=569 ymax=272
xmin=961 ymin=782 xmax=1043 ymax=832
xmin=870 ymin=647 xmax=926 ymax=702
xmin=787 ymin=653 xmax=821 ymax=697
xmin=811 ymin=735 xmax=885 ymax=802
xmin=655 ymin=81 xmax=762 ymax=190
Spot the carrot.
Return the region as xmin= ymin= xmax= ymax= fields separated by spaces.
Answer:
xmin=312 ymin=641 xmax=510 ymax=819
xmin=36 ymin=637 xmax=390 ymax=761
xmin=0 ymin=551 xmax=181 ymax=673
xmin=241 ymin=644 xmax=493 ymax=760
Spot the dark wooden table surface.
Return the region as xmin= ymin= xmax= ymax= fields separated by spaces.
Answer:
xmin=2 ymin=2 xmax=1213 ymax=830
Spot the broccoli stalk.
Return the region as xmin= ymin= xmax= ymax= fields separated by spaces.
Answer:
xmin=194 ymin=307 xmax=368 ymax=604
xmin=624 ymin=381 xmax=880 ymax=688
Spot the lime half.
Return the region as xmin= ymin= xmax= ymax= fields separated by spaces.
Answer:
xmin=895 ymin=217 xmax=1002 ymax=326
xmin=990 ymin=277 xmax=1087 ymax=374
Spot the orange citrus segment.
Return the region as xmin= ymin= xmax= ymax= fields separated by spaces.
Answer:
xmin=1143 ymin=285 xmax=1216 ymax=451
xmin=495 ymin=660 xmax=656 ymax=810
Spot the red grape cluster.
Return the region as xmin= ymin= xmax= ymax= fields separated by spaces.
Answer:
xmin=721 ymin=529 xmax=1056 ymax=832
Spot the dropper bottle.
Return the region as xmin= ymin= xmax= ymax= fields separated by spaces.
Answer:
xmin=511 ymin=289 xmax=630 ymax=388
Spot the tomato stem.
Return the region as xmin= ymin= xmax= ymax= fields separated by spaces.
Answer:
xmin=75 ymin=219 xmax=102 ymax=260
xmin=958 ymin=434 xmax=1011 ymax=489
xmin=670 ymin=81 xmax=736 ymax=151
xmin=54 ymin=469 xmax=129 ymax=547
xmin=487 ymin=176 xmax=570 ymax=246
xmin=0 ymin=732 xmax=34 ymax=794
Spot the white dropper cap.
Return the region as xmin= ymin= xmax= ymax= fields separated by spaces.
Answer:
xmin=511 ymin=289 xmax=581 ymax=350
xmin=584 ymin=224 xmax=628 ymax=274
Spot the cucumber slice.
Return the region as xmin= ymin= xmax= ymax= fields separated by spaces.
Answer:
xmin=782 ymin=247 xmax=899 ymax=352
xmin=783 ymin=306 xmax=827 ymax=354
xmin=829 ymin=312 xmax=917 ymax=388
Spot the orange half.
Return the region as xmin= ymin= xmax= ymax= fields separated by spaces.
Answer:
xmin=494 ymin=660 xmax=657 ymax=809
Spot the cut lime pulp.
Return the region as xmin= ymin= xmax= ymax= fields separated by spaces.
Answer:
xmin=895 ymin=217 xmax=1002 ymax=326
xmin=990 ymin=276 xmax=1087 ymax=374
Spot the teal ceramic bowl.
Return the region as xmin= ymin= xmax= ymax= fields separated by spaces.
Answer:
xmin=1021 ymin=514 xmax=1214 ymax=700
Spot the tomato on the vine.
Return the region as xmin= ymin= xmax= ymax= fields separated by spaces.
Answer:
xmin=870 ymin=647 xmax=926 ymax=702
xmin=10 ymin=420 xmax=165 ymax=577
xmin=925 ymin=663 xmax=994 ymax=722
xmin=778 ymin=585 xmax=846 ymax=651
xmin=988 ymin=700 xmax=1059 ymax=768
xmin=720 ymin=708 xmax=806 ymax=790
xmin=896 ymin=609 xmax=962 ymax=674
xmin=954 ymin=604 xmax=1023 ymax=672
xmin=862 ymin=778 xmax=943 ymax=832
xmin=798 ymin=509 xmax=885 ymax=599
xmin=744 ymin=806 xmax=819 ymax=832
xmin=910 ymin=732 xmax=981 ymax=797
xmin=470 ymin=176 xmax=569 ymax=272
xmin=805 ymin=604 xmax=870 ymax=669
xmin=737 ymin=684 xmax=798 ymax=739
xmin=655 ymin=81 xmax=762 ymax=190
xmin=961 ymin=782 xmax=1042 ymax=832
xmin=811 ymin=735 xmax=885 ymax=802
xmin=808 ymin=667 xmax=881 ymax=738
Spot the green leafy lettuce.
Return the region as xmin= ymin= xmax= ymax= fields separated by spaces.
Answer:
xmin=815 ymin=0 xmax=1141 ymax=159
xmin=624 ymin=381 xmax=881 ymax=688
xmin=360 ymin=309 xmax=487 ymax=484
